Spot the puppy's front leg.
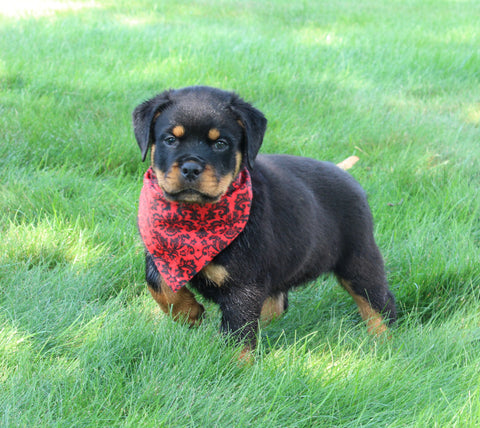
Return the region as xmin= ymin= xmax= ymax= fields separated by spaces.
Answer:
xmin=217 ymin=286 xmax=264 ymax=349
xmin=148 ymin=281 xmax=205 ymax=327
xmin=145 ymin=253 xmax=204 ymax=327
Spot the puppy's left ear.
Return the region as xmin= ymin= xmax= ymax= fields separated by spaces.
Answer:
xmin=229 ymin=95 xmax=267 ymax=169
xmin=132 ymin=92 xmax=172 ymax=161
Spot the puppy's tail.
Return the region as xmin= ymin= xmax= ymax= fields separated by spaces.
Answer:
xmin=337 ymin=155 xmax=360 ymax=171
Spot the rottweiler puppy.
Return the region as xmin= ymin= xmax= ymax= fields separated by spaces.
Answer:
xmin=132 ymin=86 xmax=396 ymax=350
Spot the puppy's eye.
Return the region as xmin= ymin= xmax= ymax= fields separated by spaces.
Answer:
xmin=213 ymin=139 xmax=229 ymax=151
xmin=163 ymin=136 xmax=178 ymax=147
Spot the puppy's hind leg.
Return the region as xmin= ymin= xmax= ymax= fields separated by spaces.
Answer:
xmin=335 ymin=246 xmax=396 ymax=335
xmin=260 ymin=292 xmax=288 ymax=326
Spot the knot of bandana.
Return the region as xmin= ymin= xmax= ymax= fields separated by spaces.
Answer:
xmin=138 ymin=167 xmax=252 ymax=292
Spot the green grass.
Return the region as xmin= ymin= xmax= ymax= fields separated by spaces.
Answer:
xmin=1 ymin=0 xmax=480 ymax=426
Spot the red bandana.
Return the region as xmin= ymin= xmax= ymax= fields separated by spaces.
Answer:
xmin=138 ymin=167 xmax=252 ymax=292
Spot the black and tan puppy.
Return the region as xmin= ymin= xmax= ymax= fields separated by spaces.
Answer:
xmin=133 ymin=86 xmax=396 ymax=350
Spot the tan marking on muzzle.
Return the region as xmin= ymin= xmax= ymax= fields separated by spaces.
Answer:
xmin=153 ymin=162 xmax=181 ymax=193
xmin=155 ymin=162 xmax=233 ymax=203
xmin=150 ymin=144 xmax=156 ymax=165
xmin=197 ymin=165 xmax=233 ymax=200
xmin=234 ymin=151 xmax=242 ymax=178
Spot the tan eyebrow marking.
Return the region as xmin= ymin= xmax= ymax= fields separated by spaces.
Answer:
xmin=208 ymin=128 xmax=220 ymax=140
xmin=172 ymin=125 xmax=185 ymax=138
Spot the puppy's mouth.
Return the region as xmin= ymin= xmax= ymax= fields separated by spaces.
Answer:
xmin=152 ymin=162 xmax=233 ymax=205
xmin=163 ymin=188 xmax=222 ymax=204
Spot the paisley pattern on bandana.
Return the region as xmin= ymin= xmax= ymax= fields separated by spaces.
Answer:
xmin=138 ymin=167 xmax=252 ymax=292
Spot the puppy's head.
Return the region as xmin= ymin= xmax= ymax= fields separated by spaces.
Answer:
xmin=132 ymin=86 xmax=267 ymax=204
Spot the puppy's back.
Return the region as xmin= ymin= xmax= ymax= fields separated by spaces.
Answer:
xmin=254 ymin=154 xmax=370 ymax=222
xmin=242 ymin=154 xmax=375 ymax=287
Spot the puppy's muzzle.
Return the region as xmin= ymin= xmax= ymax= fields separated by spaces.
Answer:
xmin=180 ymin=160 xmax=205 ymax=182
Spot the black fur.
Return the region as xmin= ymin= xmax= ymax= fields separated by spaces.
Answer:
xmin=133 ymin=86 xmax=396 ymax=347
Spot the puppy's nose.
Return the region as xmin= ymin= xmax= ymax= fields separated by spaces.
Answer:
xmin=181 ymin=161 xmax=204 ymax=181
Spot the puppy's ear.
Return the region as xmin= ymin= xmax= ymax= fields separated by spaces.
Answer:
xmin=229 ymin=95 xmax=267 ymax=169
xmin=132 ymin=92 xmax=172 ymax=161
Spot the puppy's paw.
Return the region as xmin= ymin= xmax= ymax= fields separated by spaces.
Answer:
xmin=148 ymin=283 xmax=205 ymax=327
xmin=186 ymin=301 xmax=205 ymax=328
xmin=236 ymin=346 xmax=254 ymax=366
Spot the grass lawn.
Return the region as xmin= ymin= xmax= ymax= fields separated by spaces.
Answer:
xmin=1 ymin=0 xmax=480 ymax=426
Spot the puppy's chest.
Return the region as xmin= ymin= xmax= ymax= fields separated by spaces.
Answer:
xmin=199 ymin=263 xmax=230 ymax=287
